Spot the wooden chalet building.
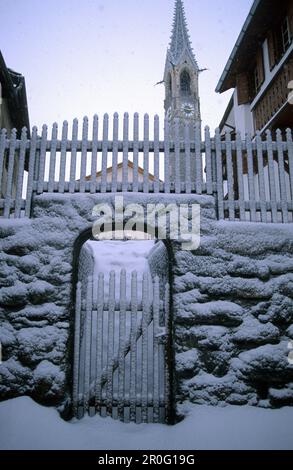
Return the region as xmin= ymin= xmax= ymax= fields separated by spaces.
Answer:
xmin=216 ymin=0 xmax=293 ymax=137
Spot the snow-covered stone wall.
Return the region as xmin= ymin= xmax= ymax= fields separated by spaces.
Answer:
xmin=0 ymin=192 xmax=292 ymax=414
xmin=173 ymin=220 xmax=293 ymax=408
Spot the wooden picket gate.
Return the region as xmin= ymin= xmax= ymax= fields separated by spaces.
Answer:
xmin=72 ymin=270 xmax=172 ymax=424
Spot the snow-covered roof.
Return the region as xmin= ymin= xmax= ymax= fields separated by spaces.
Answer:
xmin=83 ymin=161 xmax=160 ymax=182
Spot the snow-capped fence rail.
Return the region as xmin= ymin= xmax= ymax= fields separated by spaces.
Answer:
xmin=73 ymin=271 xmax=172 ymax=424
xmin=0 ymin=114 xmax=293 ymax=222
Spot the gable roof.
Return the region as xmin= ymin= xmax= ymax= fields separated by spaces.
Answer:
xmin=215 ymin=0 xmax=276 ymax=93
xmin=85 ymin=161 xmax=159 ymax=182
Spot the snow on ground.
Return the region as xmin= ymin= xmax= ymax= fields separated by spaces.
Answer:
xmin=89 ymin=240 xmax=155 ymax=277
xmin=0 ymin=397 xmax=292 ymax=450
xmin=87 ymin=239 xmax=155 ymax=301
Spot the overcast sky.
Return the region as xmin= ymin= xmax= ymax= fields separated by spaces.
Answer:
xmin=0 ymin=0 xmax=252 ymax=134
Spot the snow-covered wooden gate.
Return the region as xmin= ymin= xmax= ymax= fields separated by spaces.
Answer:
xmin=72 ymin=270 xmax=172 ymax=424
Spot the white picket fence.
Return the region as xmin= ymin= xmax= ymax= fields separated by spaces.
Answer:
xmin=0 ymin=114 xmax=293 ymax=222
xmin=73 ymin=271 xmax=172 ymax=424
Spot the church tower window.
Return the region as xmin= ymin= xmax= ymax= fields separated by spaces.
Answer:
xmin=180 ymin=70 xmax=191 ymax=96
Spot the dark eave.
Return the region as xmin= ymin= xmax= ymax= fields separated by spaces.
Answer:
xmin=0 ymin=50 xmax=30 ymax=137
xmin=216 ymin=0 xmax=288 ymax=93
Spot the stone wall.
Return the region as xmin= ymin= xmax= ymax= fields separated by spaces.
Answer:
xmin=0 ymin=192 xmax=293 ymax=414
xmin=0 ymin=193 xmax=210 ymax=412
xmin=173 ymin=220 xmax=293 ymax=408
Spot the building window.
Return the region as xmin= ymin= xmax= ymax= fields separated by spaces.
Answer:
xmin=249 ymin=48 xmax=264 ymax=99
xmin=281 ymin=17 xmax=291 ymax=52
xmin=180 ymin=70 xmax=191 ymax=96
xmin=268 ymin=16 xmax=292 ymax=70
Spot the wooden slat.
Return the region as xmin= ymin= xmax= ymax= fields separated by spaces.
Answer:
xmin=266 ymin=130 xmax=278 ymax=223
xmin=256 ymin=131 xmax=267 ymax=222
xmin=101 ymin=114 xmax=109 ymax=193
xmin=84 ymin=276 xmax=93 ymax=414
xmin=215 ymin=128 xmax=224 ymax=219
xmin=211 ymin=138 xmax=217 ymax=192
xmin=73 ymin=282 xmax=82 ymax=416
xmin=3 ymin=133 xmax=289 ymax=155
xmin=153 ymin=276 xmax=160 ymax=423
xmin=142 ymin=272 xmax=149 ymax=422
xmin=111 ymin=113 xmax=119 ymax=193
xmin=236 ymin=132 xmax=245 ymax=220
xmin=0 ymin=128 xmax=7 ymax=197
xmin=95 ymin=273 xmax=104 ymax=411
xmin=107 ymin=271 xmax=115 ymax=416
xmin=164 ymin=282 xmax=171 ymax=424
xmin=185 ymin=121 xmax=191 ymax=194
xmin=205 ymin=126 xmax=213 ymax=195
xmin=154 ymin=115 xmax=160 ymax=193
xmin=164 ymin=118 xmax=170 ymax=193
xmin=90 ymin=115 xmax=99 ymax=194
xmin=143 ymin=114 xmax=149 ymax=193
xmin=276 ymin=129 xmax=288 ymax=223
xmin=58 ymin=121 xmax=68 ymax=194
xmin=174 ymin=118 xmax=181 ymax=194
xmin=48 ymin=123 xmax=58 ymax=193
xmin=133 ymin=113 xmax=139 ymax=192
xmin=122 ymin=113 xmax=129 ymax=192
xmin=69 ymin=119 xmax=78 ymax=193
xmin=25 ymin=127 xmax=38 ymax=217
xmin=130 ymin=271 xmax=138 ymax=422
xmin=37 ymin=125 xmax=48 ymax=194
xmin=14 ymin=127 xmax=27 ymax=217
xmin=80 ymin=117 xmax=89 ymax=193
xmin=3 ymin=129 xmax=17 ymax=218
xmin=286 ymin=128 xmax=293 ymax=201
xmin=246 ymin=133 xmax=256 ymax=222
xmin=225 ymin=131 xmax=235 ymax=221
xmin=195 ymin=123 xmax=202 ymax=194
xmin=118 ymin=269 xmax=126 ymax=420
xmin=223 ymin=200 xmax=293 ymax=211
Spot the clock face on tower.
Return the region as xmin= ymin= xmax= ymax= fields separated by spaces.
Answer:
xmin=181 ymin=103 xmax=195 ymax=118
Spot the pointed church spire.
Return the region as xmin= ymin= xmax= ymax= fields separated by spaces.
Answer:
xmin=163 ymin=0 xmax=201 ymax=182
xmin=169 ymin=0 xmax=198 ymax=67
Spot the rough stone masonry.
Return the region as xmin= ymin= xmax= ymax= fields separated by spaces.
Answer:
xmin=0 ymin=193 xmax=293 ymax=415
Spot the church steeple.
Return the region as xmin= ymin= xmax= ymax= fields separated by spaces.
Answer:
xmin=164 ymin=0 xmax=201 ymax=182
xmin=169 ymin=0 xmax=198 ymax=69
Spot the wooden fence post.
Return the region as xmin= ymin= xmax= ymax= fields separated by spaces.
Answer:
xmin=58 ymin=121 xmax=68 ymax=194
xmin=101 ymin=114 xmax=109 ymax=193
xmin=14 ymin=127 xmax=27 ymax=217
xmin=48 ymin=123 xmax=58 ymax=193
xmin=3 ymin=129 xmax=17 ymax=218
xmin=205 ymin=126 xmax=213 ymax=195
xmin=143 ymin=114 xmax=150 ymax=193
xmin=122 ymin=113 xmax=129 ymax=192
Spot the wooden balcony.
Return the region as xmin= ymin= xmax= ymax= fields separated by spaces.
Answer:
xmin=253 ymin=55 xmax=293 ymax=132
